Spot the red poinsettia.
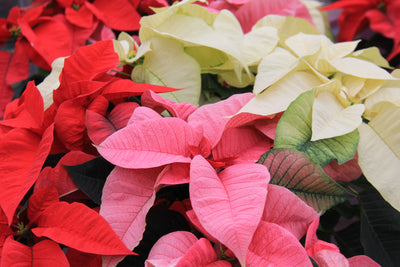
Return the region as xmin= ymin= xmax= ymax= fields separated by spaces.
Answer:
xmin=0 ymin=39 xmax=178 ymax=243
xmin=322 ymin=0 xmax=400 ymax=60
xmin=34 ymin=0 xmax=141 ymax=31
xmin=0 ymin=4 xmax=72 ymax=70
xmin=0 ymin=4 xmax=73 ymax=116
xmin=0 ymin=186 xmax=134 ymax=266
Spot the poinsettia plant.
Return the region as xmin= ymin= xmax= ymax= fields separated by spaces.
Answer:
xmin=1 ymin=0 xmax=400 ymax=266
xmin=322 ymin=0 xmax=400 ymax=67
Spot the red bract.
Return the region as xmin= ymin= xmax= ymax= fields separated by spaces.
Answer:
xmin=0 ymin=5 xmax=72 ymax=70
xmin=32 ymin=201 xmax=136 ymax=255
xmin=0 ymin=125 xmax=54 ymax=225
xmin=34 ymin=150 xmax=96 ymax=196
xmin=323 ymin=0 xmax=400 ymax=60
xmin=1 ymin=81 xmax=44 ymax=132
xmin=49 ymin=40 xmax=177 ymax=152
xmin=35 ymin=0 xmax=141 ymax=31
xmin=0 ymin=47 xmax=29 ymax=118
xmin=1 ymin=237 xmax=70 ymax=266
xmin=0 ymin=186 xmax=134 ymax=266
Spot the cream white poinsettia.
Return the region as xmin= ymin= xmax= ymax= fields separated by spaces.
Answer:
xmin=240 ymin=25 xmax=397 ymax=126
xmin=140 ymin=0 xmax=249 ymax=79
xmin=131 ymin=37 xmax=202 ymax=105
xmin=299 ymin=0 xmax=331 ymax=36
xmin=358 ymin=103 xmax=400 ymax=211
xmin=311 ymin=80 xmax=365 ymax=141
xmin=363 ymin=69 xmax=400 ymax=120
xmin=127 ymin=0 xmax=285 ymax=102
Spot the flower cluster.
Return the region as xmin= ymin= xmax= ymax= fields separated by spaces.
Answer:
xmin=0 ymin=0 xmax=399 ymax=266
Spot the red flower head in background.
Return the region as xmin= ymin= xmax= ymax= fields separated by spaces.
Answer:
xmin=323 ymin=0 xmax=400 ymax=61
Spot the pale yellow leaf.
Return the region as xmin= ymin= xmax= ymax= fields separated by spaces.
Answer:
xmin=37 ymin=57 xmax=66 ymax=110
xmin=340 ymin=75 xmax=385 ymax=102
xmin=369 ymin=104 xmax=400 ymax=158
xmin=240 ymin=71 xmax=323 ymax=116
xmin=311 ymin=91 xmax=365 ymax=141
xmin=351 ymin=47 xmax=393 ymax=69
xmin=285 ymin=33 xmax=332 ymax=58
xmin=253 ymin=47 xmax=299 ymax=94
xmin=243 ymin=26 xmax=279 ymax=66
xmin=253 ymin=15 xmax=319 ymax=41
xmin=358 ymin=118 xmax=400 ymax=211
xmin=140 ymin=7 xmax=248 ymax=80
xmin=364 ymin=87 xmax=400 ymax=119
xmin=299 ymin=0 xmax=328 ymax=34
xmin=131 ymin=37 xmax=201 ymax=105
xmin=331 ymin=57 xmax=394 ymax=79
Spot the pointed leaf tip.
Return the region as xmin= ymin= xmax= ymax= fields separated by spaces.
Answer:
xmin=190 ymin=155 xmax=269 ymax=266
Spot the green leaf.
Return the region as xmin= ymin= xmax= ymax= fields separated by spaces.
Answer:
xmin=258 ymin=148 xmax=351 ymax=212
xmin=64 ymin=157 xmax=115 ymax=205
xmin=274 ymin=90 xmax=359 ymax=166
xmin=360 ymin=186 xmax=400 ymax=266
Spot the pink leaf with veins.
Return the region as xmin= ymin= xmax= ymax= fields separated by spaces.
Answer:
xmin=186 ymin=209 xmax=218 ymax=243
xmin=224 ymin=111 xmax=271 ymax=129
xmin=146 ymin=231 xmax=198 ymax=267
xmin=98 ymin=117 xmax=202 ymax=168
xmin=189 ymin=155 xmax=269 ymax=266
xmin=108 ymin=102 xmax=139 ymax=130
xmin=188 ymin=93 xmax=254 ymax=147
xmin=247 ymin=221 xmax=312 ymax=266
xmin=86 ymin=110 xmax=116 ymax=145
xmin=212 ymin=127 xmax=271 ymax=163
xmin=141 ymin=90 xmax=198 ymax=121
xmin=146 ymin=231 xmax=230 ymax=267
xmin=100 ymin=166 xmax=163 ymax=267
xmin=235 ymin=0 xmax=313 ymax=33
xmin=175 ymin=238 xmax=225 ymax=267
xmin=127 ymin=106 xmax=162 ymax=125
xmin=86 ymin=102 xmax=139 ymax=145
xmin=262 ymin=184 xmax=319 ymax=240
xmin=305 ymin=218 xmax=380 ymax=267
xmin=254 ymin=112 xmax=282 ymax=140
xmin=348 ymin=255 xmax=381 ymax=267
xmin=305 ymin=218 xmax=340 ymax=257
xmin=323 ymin=153 xmax=362 ymax=182
xmin=155 ymin=163 xmax=191 ymax=190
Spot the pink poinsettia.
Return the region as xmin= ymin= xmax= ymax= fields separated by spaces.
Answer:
xmin=206 ymin=0 xmax=314 ymax=33
xmin=305 ymin=218 xmax=380 ymax=267
xmin=92 ymin=88 xmax=325 ymax=266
